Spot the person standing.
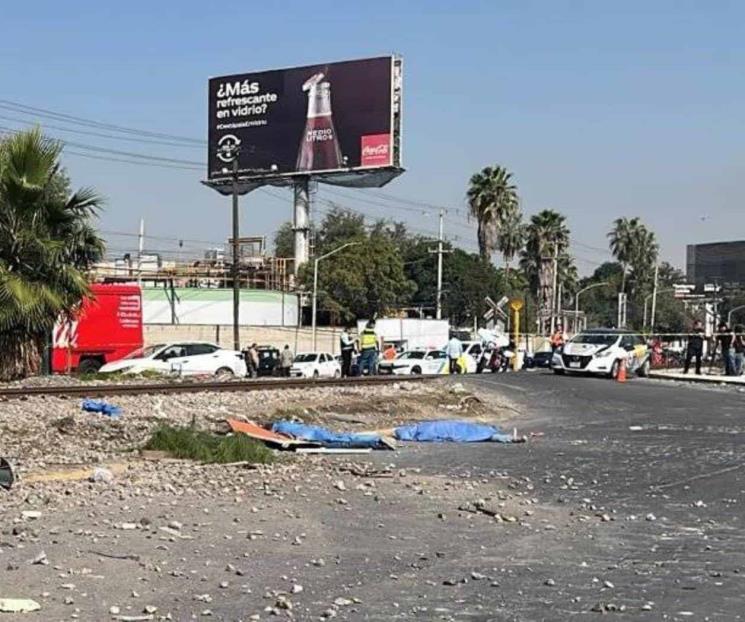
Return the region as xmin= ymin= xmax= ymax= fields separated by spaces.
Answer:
xmin=550 ymin=324 xmax=566 ymax=353
xmin=717 ymin=321 xmax=735 ymax=376
xmin=446 ymin=334 xmax=463 ymax=374
xmin=358 ymin=320 xmax=380 ymax=376
xmin=246 ymin=343 xmax=259 ymax=378
xmin=339 ymin=327 xmax=355 ymax=378
xmin=733 ymin=332 xmax=745 ymax=376
xmin=683 ymin=319 xmax=705 ymax=375
xmin=383 ymin=343 xmax=397 ymax=361
xmin=279 ymin=344 xmax=294 ymax=377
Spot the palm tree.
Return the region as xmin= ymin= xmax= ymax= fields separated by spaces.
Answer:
xmin=497 ymin=205 xmax=525 ymax=276
xmin=467 ymin=165 xmax=518 ymax=261
xmin=608 ymin=217 xmax=641 ymax=292
xmin=0 ymin=128 xmax=105 ymax=380
xmin=520 ymin=210 xmax=570 ymax=330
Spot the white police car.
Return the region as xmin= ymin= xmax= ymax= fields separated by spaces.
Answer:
xmin=378 ymin=349 xmax=449 ymax=375
xmin=552 ymin=329 xmax=650 ymax=379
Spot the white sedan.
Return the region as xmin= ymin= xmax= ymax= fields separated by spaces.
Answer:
xmin=378 ymin=349 xmax=449 ymax=375
xmin=289 ymin=352 xmax=341 ymax=378
xmin=99 ymin=342 xmax=247 ymax=377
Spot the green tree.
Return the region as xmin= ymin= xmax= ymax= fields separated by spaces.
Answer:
xmin=519 ymin=209 xmax=572 ymax=329
xmin=298 ymin=209 xmax=413 ymax=322
xmin=608 ymin=217 xmax=638 ymax=292
xmin=497 ymin=207 xmax=525 ymax=274
xmin=576 ymin=262 xmax=624 ymax=328
xmin=442 ymin=249 xmax=505 ymax=326
xmin=467 ymin=165 xmax=518 ymax=261
xmin=608 ymin=217 xmax=659 ymax=326
xmin=0 ymin=128 xmax=105 ymax=380
xmin=273 ymin=222 xmax=295 ymax=257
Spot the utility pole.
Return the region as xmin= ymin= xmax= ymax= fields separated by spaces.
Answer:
xmin=231 ymin=156 xmax=241 ymax=352
xmin=430 ymin=209 xmax=451 ymax=320
xmin=137 ymin=218 xmax=144 ymax=286
xmin=649 ymin=263 xmax=659 ymax=334
xmin=550 ymin=244 xmax=559 ymax=333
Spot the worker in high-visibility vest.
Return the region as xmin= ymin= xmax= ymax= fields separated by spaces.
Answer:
xmin=358 ymin=320 xmax=380 ymax=376
xmin=550 ymin=324 xmax=567 ymax=353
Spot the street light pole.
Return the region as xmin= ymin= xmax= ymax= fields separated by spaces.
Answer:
xmin=574 ymin=282 xmax=609 ymax=331
xmin=231 ymin=156 xmax=241 ymax=352
xmin=312 ymin=241 xmax=361 ymax=351
xmin=649 ymin=263 xmax=660 ymax=334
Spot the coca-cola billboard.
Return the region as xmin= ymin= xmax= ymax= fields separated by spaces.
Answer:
xmin=207 ymin=56 xmax=402 ymax=188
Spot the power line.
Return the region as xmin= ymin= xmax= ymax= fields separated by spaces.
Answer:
xmin=0 ymin=113 xmax=204 ymax=149
xmin=0 ymin=99 xmax=205 ymax=145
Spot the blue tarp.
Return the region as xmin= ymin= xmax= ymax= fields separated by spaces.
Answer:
xmin=81 ymin=399 xmax=122 ymax=418
xmin=271 ymin=421 xmax=384 ymax=449
xmin=394 ymin=420 xmax=513 ymax=443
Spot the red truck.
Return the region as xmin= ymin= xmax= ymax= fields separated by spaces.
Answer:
xmin=52 ymin=283 xmax=143 ymax=374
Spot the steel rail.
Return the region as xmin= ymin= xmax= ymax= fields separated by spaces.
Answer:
xmin=0 ymin=375 xmax=433 ymax=400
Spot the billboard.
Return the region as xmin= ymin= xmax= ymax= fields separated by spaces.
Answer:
xmin=207 ymin=56 xmax=402 ymax=188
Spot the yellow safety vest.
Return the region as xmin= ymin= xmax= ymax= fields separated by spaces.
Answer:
xmin=360 ymin=329 xmax=378 ymax=350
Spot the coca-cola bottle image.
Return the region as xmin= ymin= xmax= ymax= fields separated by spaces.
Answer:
xmin=296 ymin=72 xmax=343 ymax=171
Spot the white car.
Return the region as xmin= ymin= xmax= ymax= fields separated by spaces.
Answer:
xmin=459 ymin=341 xmax=484 ymax=374
xmin=289 ymin=352 xmax=341 ymax=378
xmin=99 ymin=342 xmax=247 ymax=377
xmin=378 ymin=349 xmax=449 ymax=375
xmin=551 ymin=329 xmax=650 ymax=379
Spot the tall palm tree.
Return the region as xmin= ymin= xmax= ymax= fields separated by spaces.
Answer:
xmin=520 ymin=210 xmax=571 ymax=329
xmin=497 ymin=205 xmax=525 ymax=276
xmin=467 ymin=165 xmax=518 ymax=261
xmin=0 ymin=128 xmax=105 ymax=380
xmin=608 ymin=217 xmax=641 ymax=292
xmin=608 ymin=217 xmax=660 ymax=295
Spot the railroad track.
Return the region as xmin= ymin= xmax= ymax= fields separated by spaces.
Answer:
xmin=0 ymin=375 xmax=433 ymax=400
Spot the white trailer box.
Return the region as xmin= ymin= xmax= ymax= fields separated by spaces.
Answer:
xmin=357 ymin=318 xmax=449 ymax=351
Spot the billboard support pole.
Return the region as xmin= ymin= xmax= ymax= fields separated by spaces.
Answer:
xmin=293 ymin=177 xmax=311 ymax=274
xmin=231 ymin=157 xmax=241 ymax=351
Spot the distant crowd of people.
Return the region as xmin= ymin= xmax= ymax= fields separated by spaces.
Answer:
xmin=680 ymin=319 xmax=744 ymax=376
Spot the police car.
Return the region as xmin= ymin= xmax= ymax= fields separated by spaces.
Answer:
xmin=551 ymin=329 xmax=650 ymax=379
xmin=377 ymin=349 xmax=449 ymax=375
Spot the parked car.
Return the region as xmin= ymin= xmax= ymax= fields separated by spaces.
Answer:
xmin=527 ymin=349 xmax=554 ymax=369
xmin=378 ymin=349 xmax=449 ymax=375
xmin=256 ymin=346 xmax=280 ymax=377
xmin=98 ymin=341 xmax=247 ymax=377
xmin=551 ymin=329 xmax=650 ymax=379
xmin=289 ymin=352 xmax=341 ymax=378
xmin=457 ymin=341 xmax=482 ymax=373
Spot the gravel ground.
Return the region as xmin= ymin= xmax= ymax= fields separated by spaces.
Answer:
xmin=5 ymin=373 xmax=737 ymax=621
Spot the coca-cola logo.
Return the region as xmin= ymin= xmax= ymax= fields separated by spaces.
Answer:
xmin=362 ymin=144 xmax=389 ymax=156
xmin=360 ymin=134 xmax=392 ymax=167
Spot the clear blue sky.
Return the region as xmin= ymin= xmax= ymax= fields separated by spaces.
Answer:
xmin=2 ymin=0 xmax=743 ymax=273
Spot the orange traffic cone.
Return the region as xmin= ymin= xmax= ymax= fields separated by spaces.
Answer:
xmin=616 ymin=357 xmax=627 ymax=383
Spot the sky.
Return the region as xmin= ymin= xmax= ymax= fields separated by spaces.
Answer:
xmin=1 ymin=0 xmax=743 ymax=274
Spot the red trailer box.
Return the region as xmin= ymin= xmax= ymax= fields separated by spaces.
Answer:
xmin=52 ymin=283 xmax=143 ymax=374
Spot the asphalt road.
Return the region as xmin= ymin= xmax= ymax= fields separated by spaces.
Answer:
xmin=320 ymin=372 xmax=745 ymax=621
xmin=3 ymin=373 xmax=743 ymax=621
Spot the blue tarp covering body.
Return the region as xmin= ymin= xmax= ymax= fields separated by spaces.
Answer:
xmin=394 ymin=420 xmax=513 ymax=443
xmin=272 ymin=421 xmax=383 ymax=449
xmin=81 ymin=399 xmax=122 ymax=418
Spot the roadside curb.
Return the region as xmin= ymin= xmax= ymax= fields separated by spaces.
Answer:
xmin=649 ymin=371 xmax=745 ymax=386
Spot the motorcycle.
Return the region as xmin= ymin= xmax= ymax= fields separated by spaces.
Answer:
xmin=476 ymin=329 xmax=512 ymax=373
xmin=476 ymin=344 xmax=514 ymax=373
